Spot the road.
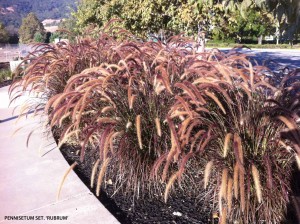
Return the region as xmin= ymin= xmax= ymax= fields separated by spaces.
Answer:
xmin=227 ymin=48 xmax=300 ymax=70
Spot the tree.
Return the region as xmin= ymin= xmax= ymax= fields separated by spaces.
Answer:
xmin=34 ymin=32 xmax=44 ymax=42
xmin=57 ymin=17 xmax=78 ymax=40
xmin=72 ymin=0 xmax=277 ymax=43
xmin=265 ymin=0 xmax=300 ymax=44
xmin=210 ymin=0 xmax=300 ymax=43
xmin=211 ymin=5 xmax=274 ymax=43
xmin=73 ymin=0 xmax=102 ymax=33
xmin=0 ymin=22 xmax=9 ymax=43
xmin=235 ymin=0 xmax=300 ymax=44
xmin=73 ymin=0 xmax=218 ymax=37
xmin=59 ymin=18 xmax=76 ymax=33
xmin=18 ymin=12 xmax=46 ymax=43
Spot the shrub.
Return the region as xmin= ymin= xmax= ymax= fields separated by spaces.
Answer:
xmin=10 ymin=21 xmax=300 ymax=223
xmin=0 ymin=69 xmax=12 ymax=82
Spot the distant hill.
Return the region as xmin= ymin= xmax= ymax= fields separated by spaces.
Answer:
xmin=0 ymin=0 xmax=76 ymax=33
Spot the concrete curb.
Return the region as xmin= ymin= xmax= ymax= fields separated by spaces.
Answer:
xmin=0 ymin=86 xmax=120 ymax=224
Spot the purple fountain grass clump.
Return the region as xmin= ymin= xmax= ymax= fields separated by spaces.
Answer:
xmin=158 ymin=48 xmax=300 ymax=222
xmin=9 ymin=20 xmax=300 ymax=223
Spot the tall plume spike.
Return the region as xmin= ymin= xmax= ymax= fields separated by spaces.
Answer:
xmin=252 ymin=164 xmax=262 ymax=203
xmin=136 ymin=115 xmax=143 ymax=149
xmin=155 ymin=117 xmax=162 ymax=137
xmin=223 ymin=133 xmax=232 ymax=157
xmin=204 ymin=161 xmax=214 ymax=189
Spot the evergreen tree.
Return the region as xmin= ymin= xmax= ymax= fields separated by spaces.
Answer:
xmin=0 ymin=22 xmax=9 ymax=43
xmin=19 ymin=12 xmax=46 ymax=43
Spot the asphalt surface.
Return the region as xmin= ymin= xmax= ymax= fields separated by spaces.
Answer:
xmin=228 ymin=48 xmax=300 ymax=70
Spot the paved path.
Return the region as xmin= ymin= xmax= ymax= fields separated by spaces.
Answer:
xmin=244 ymin=49 xmax=300 ymax=70
xmin=221 ymin=48 xmax=300 ymax=69
xmin=0 ymin=85 xmax=119 ymax=224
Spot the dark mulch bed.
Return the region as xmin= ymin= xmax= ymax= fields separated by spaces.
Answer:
xmin=0 ymin=80 xmax=12 ymax=88
xmin=59 ymin=144 xmax=213 ymax=224
xmin=61 ymin=145 xmax=300 ymax=224
xmin=58 ymin=142 xmax=300 ymax=224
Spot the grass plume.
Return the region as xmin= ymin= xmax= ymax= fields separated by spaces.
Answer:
xmin=57 ymin=162 xmax=77 ymax=200
xmin=91 ymin=159 xmax=100 ymax=188
xmin=223 ymin=133 xmax=232 ymax=158
xmin=252 ymin=164 xmax=262 ymax=203
xmin=136 ymin=115 xmax=143 ymax=149
xmin=204 ymin=161 xmax=214 ymax=190
xmin=96 ymin=158 xmax=111 ymax=197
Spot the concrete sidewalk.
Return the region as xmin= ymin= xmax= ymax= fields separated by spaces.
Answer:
xmin=0 ymin=85 xmax=119 ymax=224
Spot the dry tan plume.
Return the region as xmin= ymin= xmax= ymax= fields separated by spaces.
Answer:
xmin=96 ymin=117 xmax=118 ymax=124
xmin=220 ymin=168 xmax=229 ymax=200
xmin=277 ymin=115 xmax=300 ymax=145
xmin=178 ymin=117 xmax=191 ymax=137
xmin=234 ymin=163 xmax=239 ymax=199
xmin=237 ymin=134 xmax=244 ymax=164
xmin=205 ymin=90 xmax=226 ymax=114
xmin=164 ymin=172 xmax=179 ymax=203
xmin=277 ymin=115 xmax=298 ymax=130
xmin=96 ymin=158 xmax=111 ymax=197
xmin=91 ymin=159 xmax=100 ymax=188
xmin=126 ymin=121 xmax=132 ymax=129
xmin=101 ymin=106 xmax=114 ymax=113
xmin=239 ymin=168 xmax=245 ymax=212
xmin=223 ymin=133 xmax=232 ymax=157
xmin=57 ymin=162 xmax=77 ymax=200
xmin=127 ymin=87 xmax=132 ymax=109
xmin=220 ymin=207 xmax=227 ymax=224
xmin=155 ymin=117 xmax=162 ymax=137
xmin=204 ymin=161 xmax=214 ymax=189
xmin=227 ymin=177 xmax=233 ymax=214
xmin=130 ymin=95 xmax=136 ymax=109
xmin=252 ymin=164 xmax=262 ymax=203
xmin=103 ymin=131 xmax=114 ymax=161
xmin=136 ymin=115 xmax=143 ymax=149
xmin=234 ymin=133 xmax=244 ymax=167
xmin=218 ymin=168 xmax=228 ymax=217
xmin=296 ymin=153 xmax=300 ymax=170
